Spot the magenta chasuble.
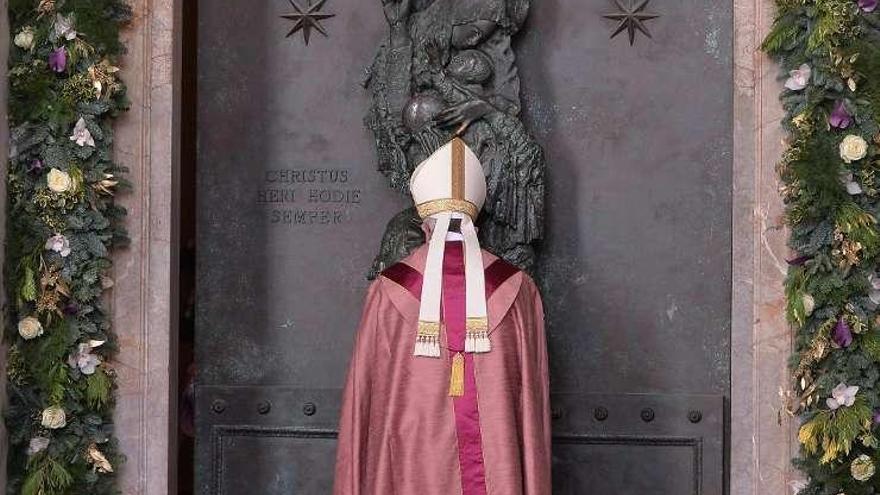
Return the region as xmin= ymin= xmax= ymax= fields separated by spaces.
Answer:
xmin=333 ymin=242 xmax=552 ymax=494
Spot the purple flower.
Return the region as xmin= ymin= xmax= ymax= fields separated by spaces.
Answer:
xmin=786 ymin=255 xmax=813 ymax=266
xmin=48 ymin=47 xmax=66 ymax=73
xmin=874 ymin=409 xmax=880 ymax=425
xmin=833 ymin=317 xmax=854 ymax=348
xmin=27 ymin=159 xmax=43 ymax=174
xmin=860 ymin=0 xmax=878 ymax=12
xmin=830 ymin=101 xmax=853 ymax=129
xmin=62 ymin=302 xmax=79 ymax=316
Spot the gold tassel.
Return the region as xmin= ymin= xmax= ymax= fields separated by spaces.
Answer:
xmin=449 ymin=352 xmax=465 ymax=397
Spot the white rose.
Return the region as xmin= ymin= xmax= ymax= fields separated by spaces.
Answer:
xmin=14 ymin=27 xmax=35 ymax=51
xmin=840 ymin=135 xmax=869 ymax=164
xmin=802 ymin=294 xmax=815 ymax=316
xmin=46 ymin=168 xmax=73 ymax=193
xmin=41 ymin=406 xmax=66 ymax=429
xmin=852 ymin=453 xmax=876 ymax=481
xmin=18 ymin=316 xmax=43 ymax=340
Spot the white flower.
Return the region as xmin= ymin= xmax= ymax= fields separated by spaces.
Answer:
xmin=802 ymin=294 xmax=815 ymax=316
xmin=70 ymin=118 xmax=94 ymax=147
xmin=827 ymin=383 xmax=859 ymax=410
xmin=840 ymin=135 xmax=869 ymax=164
xmin=18 ymin=317 xmax=44 ymax=340
xmin=788 ymin=479 xmax=807 ymax=495
xmin=785 ymin=64 xmax=811 ymax=91
xmin=53 ymin=13 xmax=76 ymax=41
xmin=41 ymin=406 xmax=67 ymax=429
xmin=869 ymin=274 xmax=880 ymax=305
xmin=852 ymin=454 xmax=876 ymax=481
xmin=45 ymin=234 xmax=71 ymax=257
xmin=14 ymin=27 xmax=35 ymax=51
xmin=841 ymin=172 xmax=863 ymax=195
xmin=26 ymin=436 xmax=50 ymax=456
xmin=46 ymin=168 xmax=73 ymax=193
xmin=68 ymin=341 xmax=104 ymax=375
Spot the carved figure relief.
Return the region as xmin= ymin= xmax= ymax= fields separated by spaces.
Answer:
xmin=364 ymin=0 xmax=545 ymax=278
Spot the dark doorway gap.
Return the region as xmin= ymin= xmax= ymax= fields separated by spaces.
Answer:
xmin=177 ymin=0 xmax=198 ymax=493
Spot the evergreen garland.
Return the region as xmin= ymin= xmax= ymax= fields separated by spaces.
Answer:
xmin=763 ymin=0 xmax=880 ymax=492
xmin=5 ymin=0 xmax=130 ymax=494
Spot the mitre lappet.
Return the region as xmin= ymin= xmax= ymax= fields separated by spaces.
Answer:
xmin=410 ymin=137 xmax=490 ymax=358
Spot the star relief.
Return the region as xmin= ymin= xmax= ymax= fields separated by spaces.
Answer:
xmin=281 ymin=0 xmax=336 ymax=45
xmin=603 ymin=0 xmax=660 ymax=46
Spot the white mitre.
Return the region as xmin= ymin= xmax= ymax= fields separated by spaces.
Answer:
xmin=409 ymin=137 xmax=491 ymax=358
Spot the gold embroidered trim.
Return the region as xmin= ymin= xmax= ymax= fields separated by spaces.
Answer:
xmin=417 ymin=320 xmax=441 ymax=336
xmin=449 ymin=352 xmax=465 ymax=397
xmin=466 ymin=317 xmax=488 ymax=331
xmin=451 ymin=138 xmax=465 ymax=200
xmin=416 ymin=199 xmax=478 ymax=220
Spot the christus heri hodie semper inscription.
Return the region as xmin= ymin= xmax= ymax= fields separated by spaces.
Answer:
xmin=257 ymin=168 xmax=362 ymax=226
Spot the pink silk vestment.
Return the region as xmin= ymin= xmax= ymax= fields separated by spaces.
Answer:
xmin=333 ymin=242 xmax=551 ymax=495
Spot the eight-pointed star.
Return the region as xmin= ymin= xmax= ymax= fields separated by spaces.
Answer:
xmin=603 ymin=0 xmax=660 ymax=46
xmin=281 ymin=0 xmax=336 ymax=45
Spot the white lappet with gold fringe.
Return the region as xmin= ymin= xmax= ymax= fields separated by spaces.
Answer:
xmin=410 ymin=137 xmax=490 ymax=358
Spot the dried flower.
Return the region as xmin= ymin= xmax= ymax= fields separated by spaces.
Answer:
xmin=17 ymin=316 xmax=43 ymax=340
xmin=37 ymin=0 xmax=55 ymax=16
xmin=88 ymin=60 xmax=121 ymax=99
xmin=48 ymin=47 xmax=66 ymax=73
xmin=41 ymin=406 xmax=66 ymax=429
xmin=852 ymin=454 xmax=876 ymax=481
xmin=785 ymin=64 xmax=811 ymax=91
xmin=70 ymin=118 xmax=95 ymax=147
xmin=45 ymin=234 xmax=71 ymax=257
xmin=841 ymin=135 xmax=869 ymax=163
xmin=87 ymin=443 xmax=113 ymax=473
xmin=14 ymin=27 xmax=35 ymax=51
xmin=830 ymin=101 xmax=854 ymax=130
xmin=827 ymin=383 xmax=859 ymax=410
xmin=95 ymin=173 xmax=118 ymax=195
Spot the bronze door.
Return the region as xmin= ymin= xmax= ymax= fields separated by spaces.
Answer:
xmin=195 ymin=0 xmax=731 ymax=493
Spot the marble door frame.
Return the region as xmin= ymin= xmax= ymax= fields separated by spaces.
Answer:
xmin=111 ymin=0 xmax=181 ymax=493
xmin=730 ymin=0 xmax=799 ymax=492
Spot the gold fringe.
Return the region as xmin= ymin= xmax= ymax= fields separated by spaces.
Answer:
xmin=449 ymin=352 xmax=465 ymax=397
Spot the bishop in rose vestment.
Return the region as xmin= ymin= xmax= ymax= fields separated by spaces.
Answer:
xmin=333 ymin=138 xmax=551 ymax=495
